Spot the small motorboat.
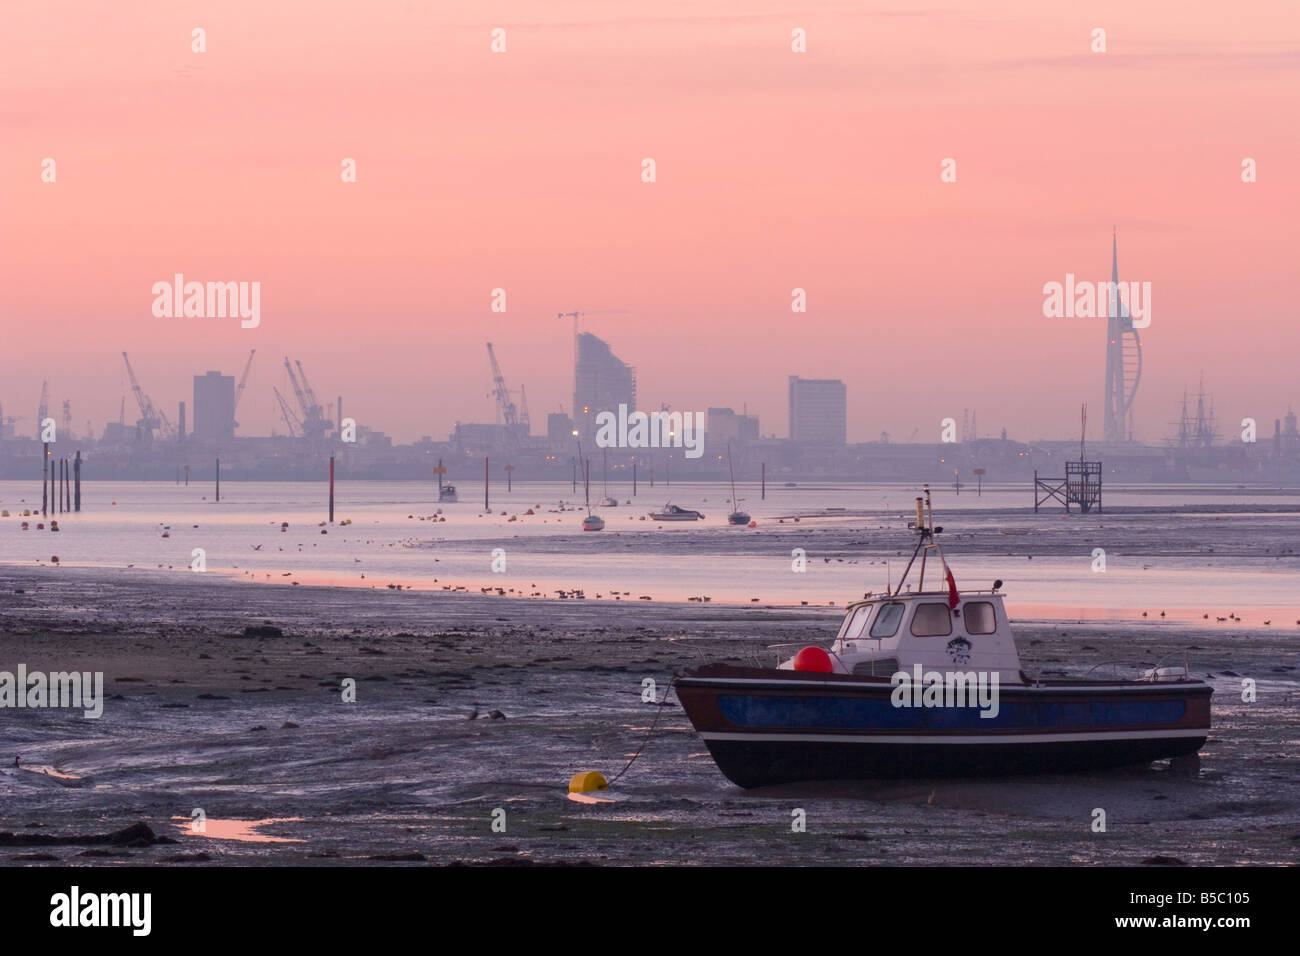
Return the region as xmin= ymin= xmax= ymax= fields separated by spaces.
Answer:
xmin=598 ymin=497 xmax=619 ymax=508
xmin=439 ymin=484 xmax=458 ymax=503
xmin=676 ymin=487 xmax=1212 ymax=788
xmin=650 ymin=503 xmax=704 ymax=521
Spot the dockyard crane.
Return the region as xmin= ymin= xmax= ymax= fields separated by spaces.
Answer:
xmin=282 ymin=356 xmax=330 ymax=441
xmin=121 ymin=352 xmax=175 ymax=440
xmin=234 ymin=349 xmax=256 ymax=414
xmin=486 ymin=342 xmax=524 ymax=451
xmin=485 ymin=342 xmax=520 ymax=430
xmin=283 ymin=357 xmax=310 ymax=417
xmin=272 ymin=386 xmax=302 ymax=437
xmin=36 ymin=381 xmax=48 ymax=440
xmin=518 ymin=384 xmax=531 ymax=434
xmin=295 ymin=360 xmax=323 ymax=417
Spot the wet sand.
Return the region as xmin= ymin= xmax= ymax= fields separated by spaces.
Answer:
xmin=1 ymin=564 xmax=1297 ymax=866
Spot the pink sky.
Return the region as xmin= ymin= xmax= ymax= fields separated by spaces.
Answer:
xmin=2 ymin=1 xmax=1298 ymax=443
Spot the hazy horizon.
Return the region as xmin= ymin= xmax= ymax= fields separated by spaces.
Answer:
xmin=3 ymin=0 xmax=1298 ymax=444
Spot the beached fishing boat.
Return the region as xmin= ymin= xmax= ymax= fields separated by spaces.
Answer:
xmin=650 ymin=503 xmax=704 ymax=521
xmin=676 ymin=487 xmax=1212 ymax=788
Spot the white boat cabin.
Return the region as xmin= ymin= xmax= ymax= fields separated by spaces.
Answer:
xmin=780 ymin=590 xmax=1025 ymax=684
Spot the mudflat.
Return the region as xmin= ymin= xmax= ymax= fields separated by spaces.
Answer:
xmin=1 ymin=565 xmax=1296 ymax=866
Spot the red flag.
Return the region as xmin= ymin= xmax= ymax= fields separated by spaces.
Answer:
xmin=946 ymin=566 xmax=959 ymax=609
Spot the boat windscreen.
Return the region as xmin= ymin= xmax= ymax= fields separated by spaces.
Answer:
xmin=837 ymin=605 xmax=873 ymax=642
xmin=869 ymin=602 xmax=905 ymax=638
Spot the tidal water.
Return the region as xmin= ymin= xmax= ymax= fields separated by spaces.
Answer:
xmin=4 ymin=480 xmax=1299 ymax=626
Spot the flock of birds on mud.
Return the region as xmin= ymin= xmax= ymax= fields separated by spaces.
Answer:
xmin=7 ymin=494 xmax=1299 ymax=624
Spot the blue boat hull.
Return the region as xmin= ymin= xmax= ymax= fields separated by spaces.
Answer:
xmin=676 ymin=665 xmax=1212 ymax=788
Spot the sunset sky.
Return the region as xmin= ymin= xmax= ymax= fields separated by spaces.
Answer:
xmin=2 ymin=1 xmax=1297 ymax=444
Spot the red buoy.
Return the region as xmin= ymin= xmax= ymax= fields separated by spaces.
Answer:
xmin=793 ymin=646 xmax=833 ymax=673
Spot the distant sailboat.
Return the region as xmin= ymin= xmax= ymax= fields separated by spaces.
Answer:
xmin=727 ymin=443 xmax=750 ymax=525
xmin=583 ymin=458 xmax=605 ymax=531
xmin=598 ymin=448 xmax=618 ymax=508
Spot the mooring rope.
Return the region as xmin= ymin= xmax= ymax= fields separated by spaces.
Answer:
xmin=608 ymin=676 xmax=678 ymax=785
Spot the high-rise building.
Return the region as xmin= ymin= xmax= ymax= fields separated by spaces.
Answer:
xmin=193 ymin=371 xmax=235 ymax=441
xmin=788 ymin=376 xmax=846 ymax=444
xmin=573 ymin=332 xmax=636 ymax=444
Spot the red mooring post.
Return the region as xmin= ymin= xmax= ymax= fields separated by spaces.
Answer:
xmin=484 ymin=457 xmax=490 ymax=511
xmin=329 ymin=456 xmax=335 ymax=523
xmin=215 ymin=459 xmax=220 ymax=502
xmin=761 ymin=462 xmax=766 ymax=500
xmin=633 ymin=462 xmax=637 ymax=496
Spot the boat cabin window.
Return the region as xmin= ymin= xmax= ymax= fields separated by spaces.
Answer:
xmin=964 ymin=601 xmax=997 ymax=635
xmin=869 ymin=602 xmax=905 ymax=638
xmin=910 ymin=602 xmax=953 ymax=637
xmin=838 ymin=605 xmax=873 ymax=641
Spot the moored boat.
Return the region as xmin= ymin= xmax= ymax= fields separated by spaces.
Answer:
xmin=650 ymin=503 xmax=704 ymax=521
xmin=726 ymin=442 xmax=750 ymax=525
xmin=676 ymin=488 xmax=1212 ymax=787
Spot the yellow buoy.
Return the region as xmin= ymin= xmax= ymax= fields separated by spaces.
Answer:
xmin=568 ymin=771 xmax=609 ymax=793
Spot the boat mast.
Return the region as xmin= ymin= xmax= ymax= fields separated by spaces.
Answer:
xmin=892 ymin=485 xmax=947 ymax=595
xmin=727 ymin=441 xmax=738 ymax=508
